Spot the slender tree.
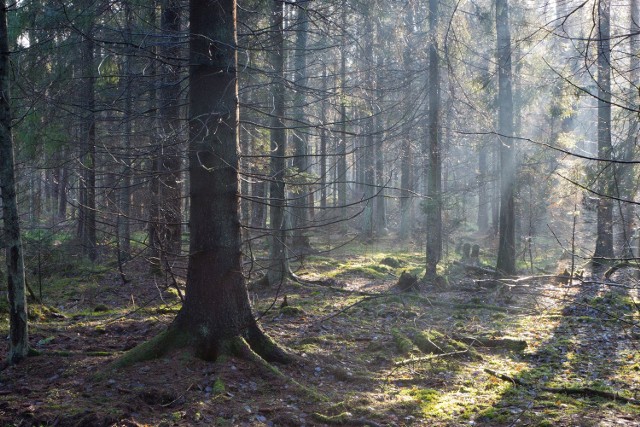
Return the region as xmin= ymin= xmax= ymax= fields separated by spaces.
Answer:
xmin=77 ymin=3 xmax=97 ymax=262
xmin=425 ymin=0 xmax=442 ymax=278
xmin=291 ymin=1 xmax=312 ymax=251
xmin=337 ymin=0 xmax=348 ymax=230
xmin=267 ymin=0 xmax=289 ymax=286
xmin=0 ymin=0 xmax=29 ymax=364
xmin=495 ymin=0 xmax=516 ymax=275
xmin=149 ymin=0 xmax=183 ymax=268
xmin=593 ymin=0 xmax=614 ymax=266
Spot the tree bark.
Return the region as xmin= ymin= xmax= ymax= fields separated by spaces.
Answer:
xmin=0 ymin=0 xmax=29 ymax=364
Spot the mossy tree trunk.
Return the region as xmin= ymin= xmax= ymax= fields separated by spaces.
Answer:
xmin=0 ymin=1 xmax=29 ymax=364
xmin=141 ymin=0 xmax=289 ymax=363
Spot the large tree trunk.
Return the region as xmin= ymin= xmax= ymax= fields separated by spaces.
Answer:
xmin=120 ymin=0 xmax=288 ymax=363
xmin=495 ymin=0 xmax=516 ymax=275
xmin=593 ymin=0 xmax=614 ymax=265
xmin=425 ymin=0 xmax=442 ymax=278
xmin=0 ymin=0 xmax=29 ymax=364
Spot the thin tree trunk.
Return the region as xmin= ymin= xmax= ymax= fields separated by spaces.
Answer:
xmin=594 ymin=0 xmax=614 ymax=265
xmin=618 ymin=0 xmax=638 ymax=258
xmin=0 ymin=0 xmax=29 ymax=364
xmin=78 ymin=22 xmax=97 ymax=261
xmin=425 ymin=0 xmax=442 ymax=277
xmin=118 ymin=2 xmax=133 ymax=262
xmin=361 ymin=5 xmax=375 ymax=239
xmin=291 ymin=2 xmax=311 ymax=250
xmin=268 ymin=0 xmax=289 ymax=286
xmin=320 ymin=65 xmax=328 ymax=211
xmin=337 ymin=0 xmax=348 ymax=230
xmin=495 ymin=0 xmax=516 ymax=275
xmin=399 ymin=2 xmax=415 ymax=240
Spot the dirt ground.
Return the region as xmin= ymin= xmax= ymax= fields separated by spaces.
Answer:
xmin=1 ymin=246 xmax=639 ymax=426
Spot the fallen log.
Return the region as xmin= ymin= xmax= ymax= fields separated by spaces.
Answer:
xmin=453 ymin=260 xmax=496 ymax=276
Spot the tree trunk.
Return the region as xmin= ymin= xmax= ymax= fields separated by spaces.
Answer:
xmin=337 ymin=0 xmax=348 ymax=231
xmin=425 ymin=0 xmax=442 ymax=277
xmin=154 ymin=0 xmax=287 ymax=362
xmin=594 ymin=0 xmax=614 ymax=265
xmin=267 ymin=0 xmax=289 ymax=286
xmin=149 ymin=0 xmax=183 ymax=267
xmin=361 ymin=6 xmax=375 ymax=240
xmin=0 ymin=0 xmax=29 ymax=364
xmin=618 ymin=0 xmax=638 ymax=258
xmin=118 ymin=3 xmax=133 ymax=262
xmin=495 ymin=0 xmax=516 ymax=275
xmin=374 ymin=48 xmax=387 ymax=235
xmin=477 ymin=140 xmax=489 ymax=231
xmin=291 ymin=2 xmax=312 ymax=251
xmin=319 ymin=64 xmax=328 ymax=212
xmin=399 ymin=2 xmax=415 ymax=240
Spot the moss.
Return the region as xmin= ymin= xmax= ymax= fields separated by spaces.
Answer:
xmin=93 ymin=304 xmax=109 ymax=312
xmin=107 ymin=327 xmax=190 ymax=371
xmin=380 ymin=256 xmax=404 ymax=268
xmin=392 ymin=329 xmax=414 ymax=355
xmin=211 ymin=378 xmax=225 ymax=394
xmin=280 ymin=305 xmax=305 ymax=316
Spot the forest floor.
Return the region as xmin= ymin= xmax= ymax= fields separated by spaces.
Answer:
xmin=1 ymin=235 xmax=639 ymax=426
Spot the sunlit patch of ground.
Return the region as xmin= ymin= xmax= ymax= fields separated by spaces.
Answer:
xmin=1 ymin=244 xmax=639 ymax=426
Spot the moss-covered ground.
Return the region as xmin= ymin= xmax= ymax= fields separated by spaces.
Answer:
xmin=0 ymin=234 xmax=638 ymax=426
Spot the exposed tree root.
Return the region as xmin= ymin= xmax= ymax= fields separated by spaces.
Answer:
xmin=484 ymin=368 xmax=640 ymax=405
xmin=232 ymin=337 xmax=325 ymax=401
xmin=604 ymin=262 xmax=640 ymax=280
xmin=108 ymin=327 xmax=190 ymax=371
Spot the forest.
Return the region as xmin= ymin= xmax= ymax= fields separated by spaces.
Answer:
xmin=0 ymin=0 xmax=639 ymax=425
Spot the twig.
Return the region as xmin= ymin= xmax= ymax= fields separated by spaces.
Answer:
xmin=394 ymin=350 xmax=468 ymax=366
